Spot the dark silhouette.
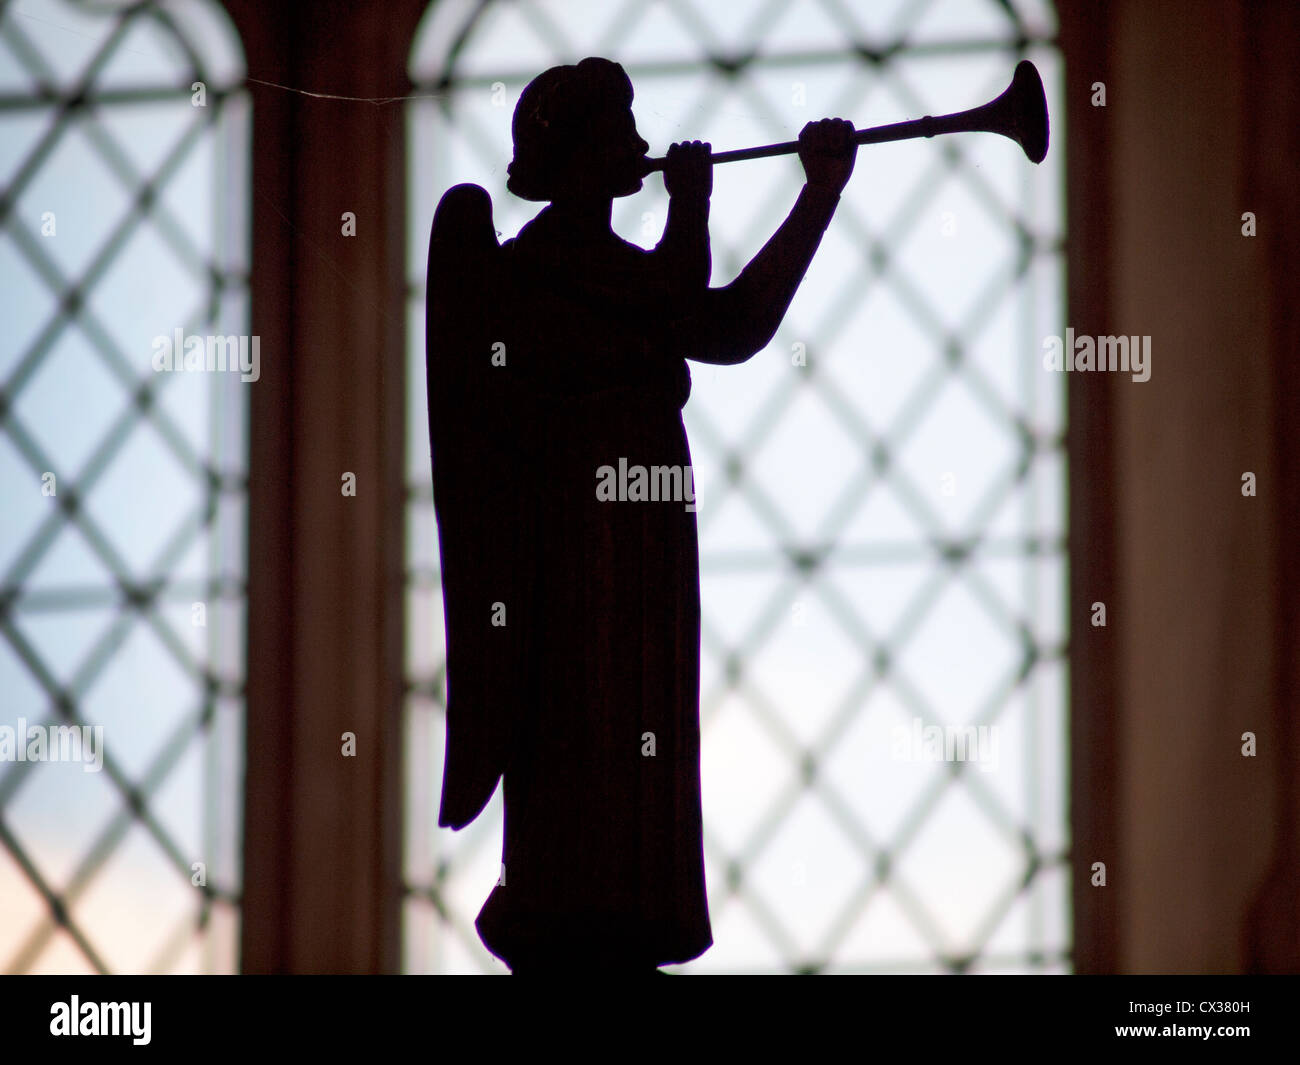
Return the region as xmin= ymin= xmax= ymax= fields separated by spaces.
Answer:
xmin=426 ymin=56 xmax=855 ymax=973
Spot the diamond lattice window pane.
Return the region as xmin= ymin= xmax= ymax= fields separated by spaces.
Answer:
xmin=404 ymin=0 xmax=1067 ymax=973
xmin=0 ymin=0 xmax=248 ymax=974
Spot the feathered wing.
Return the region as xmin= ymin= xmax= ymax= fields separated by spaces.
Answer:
xmin=426 ymin=184 xmax=528 ymax=829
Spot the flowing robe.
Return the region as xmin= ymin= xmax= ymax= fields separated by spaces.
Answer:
xmin=429 ymin=193 xmax=712 ymax=969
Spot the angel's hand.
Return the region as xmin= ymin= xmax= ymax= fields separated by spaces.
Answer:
xmin=663 ymin=140 xmax=713 ymax=201
xmin=798 ymin=118 xmax=857 ymax=194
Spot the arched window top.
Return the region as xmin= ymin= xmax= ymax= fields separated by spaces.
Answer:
xmin=410 ymin=0 xmax=1057 ymax=84
xmin=0 ymin=0 xmax=244 ymax=94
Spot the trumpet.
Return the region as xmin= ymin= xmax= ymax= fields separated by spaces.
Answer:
xmin=641 ymin=59 xmax=1049 ymax=172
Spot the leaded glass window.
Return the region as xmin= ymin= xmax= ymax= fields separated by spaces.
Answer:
xmin=0 ymin=0 xmax=248 ymax=974
xmin=404 ymin=0 xmax=1066 ymax=973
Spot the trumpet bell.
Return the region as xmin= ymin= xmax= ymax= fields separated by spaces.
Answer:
xmin=1006 ymin=59 xmax=1049 ymax=164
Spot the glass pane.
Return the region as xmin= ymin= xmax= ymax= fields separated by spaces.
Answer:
xmin=0 ymin=0 xmax=248 ymax=974
xmin=405 ymin=0 xmax=1067 ymax=973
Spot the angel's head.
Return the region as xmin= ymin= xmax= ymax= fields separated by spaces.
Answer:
xmin=507 ymin=57 xmax=650 ymax=204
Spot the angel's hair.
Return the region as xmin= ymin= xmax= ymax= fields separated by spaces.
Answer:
xmin=507 ymin=57 xmax=634 ymax=202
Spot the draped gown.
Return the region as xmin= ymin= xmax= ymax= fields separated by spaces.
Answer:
xmin=428 ymin=190 xmax=713 ymax=970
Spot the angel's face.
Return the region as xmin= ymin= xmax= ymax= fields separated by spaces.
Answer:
xmin=602 ymin=104 xmax=651 ymax=197
xmin=564 ymin=102 xmax=649 ymax=200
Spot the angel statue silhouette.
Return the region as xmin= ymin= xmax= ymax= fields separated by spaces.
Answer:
xmin=426 ymin=56 xmax=855 ymax=973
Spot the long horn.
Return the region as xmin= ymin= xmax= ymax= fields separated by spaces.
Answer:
xmin=642 ymin=59 xmax=1049 ymax=172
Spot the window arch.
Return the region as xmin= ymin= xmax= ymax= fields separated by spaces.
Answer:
xmin=404 ymin=0 xmax=1065 ymax=973
xmin=0 ymin=0 xmax=248 ymax=974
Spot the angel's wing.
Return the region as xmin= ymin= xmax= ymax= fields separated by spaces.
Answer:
xmin=426 ymin=184 xmax=527 ymax=830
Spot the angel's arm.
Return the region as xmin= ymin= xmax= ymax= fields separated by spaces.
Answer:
xmin=654 ymin=140 xmax=712 ymax=292
xmin=677 ymin=183 xmax=840 ymax=365
xmin=663 ymin=119 xmax=857 ymax=365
